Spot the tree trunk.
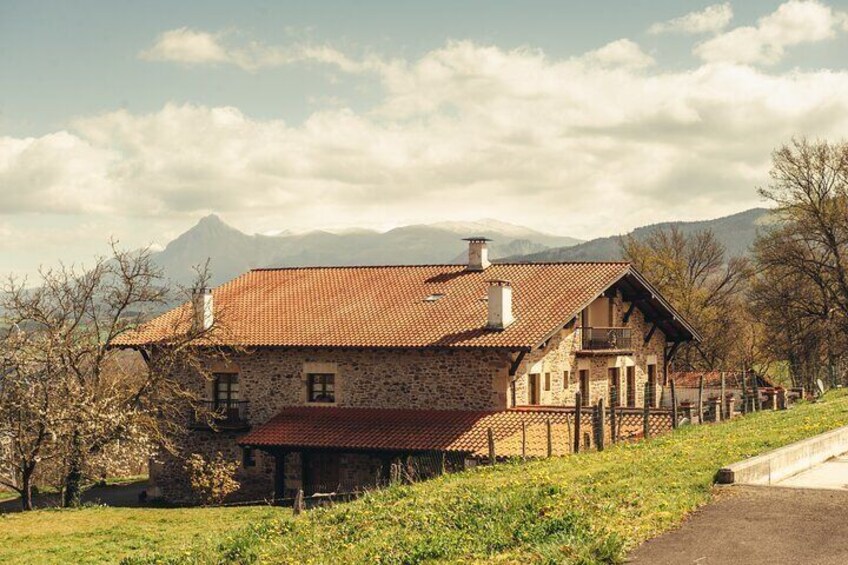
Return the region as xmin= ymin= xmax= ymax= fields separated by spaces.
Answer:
xmin=63 ymin=431 xmax=84 ymax=508
xmin=20 ymin=466 xmax=34 ymax=511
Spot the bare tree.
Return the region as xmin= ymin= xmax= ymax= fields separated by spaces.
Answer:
xmin=621 ymin=226 xmax=751 ymax=370
xmin=0 ymin=243 xmax=229 ymax=509
xmin=753 ymin=138 xmax=848 ymax=388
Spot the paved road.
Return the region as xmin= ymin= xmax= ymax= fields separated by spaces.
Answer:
xmin=628 ymin=485 xmax=848 ymax=564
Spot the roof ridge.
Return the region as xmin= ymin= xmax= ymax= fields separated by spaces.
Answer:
xmin=250 ymin=261 xmax=631 ymax=272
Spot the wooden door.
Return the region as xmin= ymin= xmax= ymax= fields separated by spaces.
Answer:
xmin=626 ymin=366 xmax=636 ymax=407
xmin=579 ymin=369 xmax=590 ymax=403
xmin=529 ymin=374 xmax=540 ymax=405
xmin=308 ymin=452 xmax=341 ymax=494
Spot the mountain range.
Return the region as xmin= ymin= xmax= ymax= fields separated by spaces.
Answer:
xmin=501 ymin=208 xmax=773 ymax=263
xmin=152 ymin=208 xmax=773 ymax=286
xmin=152 ymin=216 xmax=583 ymax=285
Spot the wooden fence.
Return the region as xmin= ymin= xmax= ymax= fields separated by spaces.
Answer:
xmin=482 ymin=389 xmax=674 ymax=461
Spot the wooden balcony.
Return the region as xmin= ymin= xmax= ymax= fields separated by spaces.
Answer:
xmin=580 ymin=327 xmax=633 ymax=352
xmin=190 ymin=400 xmax=251 ymax=431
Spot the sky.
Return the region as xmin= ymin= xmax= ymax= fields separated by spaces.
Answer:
xmin=2 ymin=0 xmax=848 ymax=278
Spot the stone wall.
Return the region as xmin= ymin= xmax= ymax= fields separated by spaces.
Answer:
xmin=511 ymin=291 xmax=668 ymax=409
xmin=151 ymin=346 xmax=513 ymax=502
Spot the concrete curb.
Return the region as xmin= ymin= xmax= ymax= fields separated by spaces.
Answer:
xmin=717 ymin=425 xmax=848 ymax=485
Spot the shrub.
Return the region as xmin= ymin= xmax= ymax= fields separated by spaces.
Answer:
xmin=183 ymin=452 xmax=240 ymax=506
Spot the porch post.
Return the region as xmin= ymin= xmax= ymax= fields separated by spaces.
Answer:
xmin=301 ymin=450 xmax=312 ymax=496
xmin=273 ymin=450 xmax=287 ymax=505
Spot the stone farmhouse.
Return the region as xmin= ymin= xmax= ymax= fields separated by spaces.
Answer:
xmin=117 ymin=238 xmax=700 ymax=503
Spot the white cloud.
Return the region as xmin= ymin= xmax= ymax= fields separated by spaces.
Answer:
xmin=7 ymin=37 xmax=848 ymax=249
xmin=139 ymin=27 xmax=385 ymax=73
xmin=581 ymin=39 xmax=655 ymax=69
xmin=649 ymin=3 xmax=733 ymax=35
xmin=695 ymin=0 xmax=844 ymax=65
xmin=139 ymin=28 xmax=231 ymax=65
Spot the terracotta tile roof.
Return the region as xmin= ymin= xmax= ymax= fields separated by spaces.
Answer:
xmin=115 ymin=262 xmax=635 ymax=349
xmin=669 ymin=371 xmax=776 ymax=389
xmin=238 ymin=406 xmax=582 ymax=457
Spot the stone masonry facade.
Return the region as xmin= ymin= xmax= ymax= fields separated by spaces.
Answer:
xmin=150 ymin=290 xmax=670 ymax=503
xmin=512 ymin=289 xmax=666 ymax=409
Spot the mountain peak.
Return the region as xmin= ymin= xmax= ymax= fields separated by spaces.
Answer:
xmin=196 ymin=213 xmax=226 ymax=227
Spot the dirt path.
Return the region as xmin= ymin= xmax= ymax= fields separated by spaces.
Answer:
xmin=628 ymin=486 xmax=848 ymax=564
xmin=0 ymin=479 xmax=149 ymax=513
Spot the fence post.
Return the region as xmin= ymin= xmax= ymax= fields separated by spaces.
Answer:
xmin=595 ymin=398 xmax=606 ymax=451
xmin=720 ymin=373 xmax=727 ymax=420
xmin=643 ymin=383 xmax=651 ymax=439
xmin=521 ymin=420 xmax=527 ymax=460
xmin=487 ymin=427 xmax=496 ymax=466
xmin=546 ymin=419 xmax=553 ymax=457
xmin=610 ymin=387 xmax=618 ymax=443
xmin=293 ymin=489 xmax=305 ymax=515
xmin=574 ymin=391 xmax=582 ymax=453
xmin=741 ymin=372 xmax=749 ymax=414
xmin=697 ymin=375 xmax=705 ymax=424
xmin=670 ymin=379 xmax=678 ymax=429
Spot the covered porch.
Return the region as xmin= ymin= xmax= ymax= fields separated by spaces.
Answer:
xmin=238 ymin=406 xmax=590 ymax=502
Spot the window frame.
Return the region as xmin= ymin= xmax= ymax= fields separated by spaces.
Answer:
xmin=242 ymin=447 xmax=256 ymax=468
xmin=213 ymin=373 xmax=239 ymax=409
xmin=307 ymin=373 xmax=336 ymax=404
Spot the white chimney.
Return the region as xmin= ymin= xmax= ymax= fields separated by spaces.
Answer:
xmin=487 ymin=279 xmax=514 ymax=330
xmin=464 ymin=237 xmax=491 ymax=271
xmin=192 ymin=287 xmax=214 ymax=331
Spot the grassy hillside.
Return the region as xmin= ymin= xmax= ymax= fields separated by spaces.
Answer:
xmin=0 ymin=505 xmax=286 ymax=565
xmin=115 ymin=392 xmax=848 ymax=565
xmin=4 ymin=394 xmax=846 ymax=564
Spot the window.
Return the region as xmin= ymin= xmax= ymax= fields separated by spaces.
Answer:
xmin=626 ymin=366 xmax=636 ymax=408
xmin=308 ymin=373 xmax=336 ymax=403
xmin=608 ymin=367 xmax=621 ymax=406
xmin=213 ymin=373 xmax=239 ymax=408
xmin=242 ymin=447 xmax=256 ymax=468
xmin=647 ymin=364 xmax=657 ymax=408
xmin=579 ymin=369 xmax=590 ymax=402
xmin=544 ymin=372 xmax=551 ymax=392
xmin=528 ymin=374 xmax=541 ymax=405
xmin=564 ymin=370 xmax=571 ymax=388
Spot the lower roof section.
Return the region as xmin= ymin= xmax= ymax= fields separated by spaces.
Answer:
xmin=239 ymin=406 xmax=583 ymax=458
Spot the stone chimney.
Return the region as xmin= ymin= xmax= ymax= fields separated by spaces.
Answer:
xmin=192 ymin=287 xmax=214 ymax=331
xmin=464 ymin=237 xmax=491 ymax=271
xmin=487 ymin=279 xmax=514 ymax=330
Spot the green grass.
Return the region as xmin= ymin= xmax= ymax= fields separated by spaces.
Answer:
xmin=0 ymin=505 xmax=288 ymax=565
xmin=8 ymin=392 xmax=848 ymax=564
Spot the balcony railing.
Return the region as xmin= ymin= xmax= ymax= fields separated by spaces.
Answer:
xmin=191 ymin=400 xmax=250 ymax=431
xmin=581 ymin=327 xmax=632 ymax=351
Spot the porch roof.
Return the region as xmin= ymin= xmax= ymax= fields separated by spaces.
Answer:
xmin=239 ymin=406 xmax=580 ymax=457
